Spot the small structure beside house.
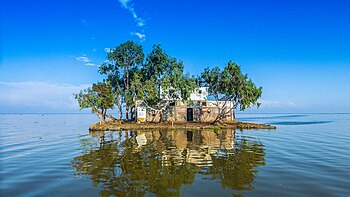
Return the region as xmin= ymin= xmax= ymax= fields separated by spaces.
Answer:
xmin=136 ymin=87 xmax=235 ymax=123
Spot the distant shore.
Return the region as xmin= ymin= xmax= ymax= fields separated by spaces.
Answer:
xmin=89 ymin=120 xmax=276 ymax=131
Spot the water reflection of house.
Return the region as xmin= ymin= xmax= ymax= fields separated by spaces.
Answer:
xmin=136 ymin=87 xmax=235 ymax=122
xmin=80 ymin=129 xmax=264 ymax=194
xmin=134 ymin=129 xmax=235 ymax=167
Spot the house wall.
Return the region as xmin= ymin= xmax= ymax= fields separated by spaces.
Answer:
xmin=190 ymin=87 xmax=208 ymax=101
xmin=143 ymin=101 xmax=235 ymax=123
xmin=146 ymin=110 xmax=161 ymax=122
xmin=200 ymin=106 xmax=234 ymax=122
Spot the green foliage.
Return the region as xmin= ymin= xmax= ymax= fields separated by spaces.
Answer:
xmin=140 ymin=44 xmax=197 ymax=114
xmin=92 ymin=82 xmax=114 ymax=110
xmin=201 ymin=61 xmax=262 ymax=111
xmin=75 ymin=82 xmax=114 ymax=122
xmin=101 ymin=40 xmax=145 ymax=119
xmin=143 ymin=44 xmax=170 ymax=80
xmin=179 ymin=74 xmax=197 ymax=101
xmin=75 ymin=87 xmax=101 ymax=112
xmin=200 ymin=61 xmax=262 ymax=122
xmin=107 ymin=40 xmax=144 ymax=70
xmin=76 ymin=40 xmax=262 ymax=122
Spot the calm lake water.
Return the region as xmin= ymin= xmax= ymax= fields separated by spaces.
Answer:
xmin=0 ymin=113 xmax=349 ymax=196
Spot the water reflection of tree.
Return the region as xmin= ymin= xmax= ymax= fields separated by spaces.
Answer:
xmin=207 ymin=137 xmax=265 ymax=191
xmin=73 ymin=130 xmax=198 ymax=196
xmin=72 ymin=129 xmax=265 ymax=196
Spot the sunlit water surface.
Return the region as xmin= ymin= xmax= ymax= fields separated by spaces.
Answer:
xmin=0 ymin=113 xmax=349 ymax=196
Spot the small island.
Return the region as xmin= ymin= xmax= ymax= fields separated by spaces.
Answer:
xmin=89 ymin=121 xmax=276 ymax=131
xmin=75 ymin=41 xmax=275 ymax=131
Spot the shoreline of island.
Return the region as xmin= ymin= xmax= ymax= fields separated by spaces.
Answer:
xmin=89 ymin=120 xmax=276 ymax=131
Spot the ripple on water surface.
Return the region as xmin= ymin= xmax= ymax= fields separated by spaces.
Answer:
xmin=0 ymin=113 xmax=350 ymax=196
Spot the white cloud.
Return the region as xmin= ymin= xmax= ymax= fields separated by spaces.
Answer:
xmin=131 ymin=32 xmax=146 ymax=42
xmin=136 ymin=18 xmax=145 ymax=27
xmin=104 ymin=48 xmax=111 ymax=53
xmin=117 ymin=0 xmax=141 ymax=21
xmin=75 ymin=55 xmax=91 ymax=63
xmin=119 ymin=0 xmax=131 ymax=8
xmin=118 ymin=0 xmax=147 ymax=41
xmin=84 ymin=63 xmax=96 ymax=66
xmin=75 ymin=55 xmax=97 ymax=66
xmin=0 ymin=81 xmax=90 ymax=112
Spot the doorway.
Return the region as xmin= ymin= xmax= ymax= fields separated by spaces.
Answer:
xmin=187 ymin=108 xmax=194 ymax=122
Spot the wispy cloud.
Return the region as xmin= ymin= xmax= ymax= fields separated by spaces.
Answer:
xmin=80 ymin=18 xmax=89 ymax=27
xmin=118 ymin=0 xmax=147 ymax=41
xmin=135 ymin=18 xmax=145 ymax=27
xmin=130 ymin=32 xmax=146 ymax=42
xmin=84 ymin=63 xmax=96 ymax=66
xmin=119 ymin=0 xmax=137 ymax=17
xmin=0 ymin=81 xmax=90 ymax=112
xmin=76 ymin=55 xmax=90 ymax=63
xmin=75 ymin=55 xmax=97 ymax=66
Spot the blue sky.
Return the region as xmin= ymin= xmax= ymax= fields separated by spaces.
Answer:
xmin=1 ymin=0 xmax=350 ymax=113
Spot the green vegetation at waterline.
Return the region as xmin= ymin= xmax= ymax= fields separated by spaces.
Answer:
xmin=75 ymin=40 xmax=262 ymax=124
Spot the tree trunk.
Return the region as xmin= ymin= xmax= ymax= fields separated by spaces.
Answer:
xmin=119 ymin=110 xmax=123 ymax=120
xmin=130 ymin=107 xmax=135 ymax=121
xmin=159 ymin=111 xmax=163 ymax=123
xmin=102 ymin=109 xmax=106 ymax=123
xmin=126 ymin=107 xmax=129 ymax=120
xmin=213 ymin=106 xmax=223 ymax=123
xmin=118 ymin=105 xmax=123 ymax=120
xmin=133 ymin=94 xmax=137 ymax=122
xmin=213 ymin=114 xmax=221 ymax=123
xmin=105 ymin=113 xmax=116 ymax=120
xmin=96 ymin=113 xmax=102 ymax=125
xmin=101 ymin=109 xmax=106 ymax=123
xmin=133 ymin=107 xmax=136 ymax=121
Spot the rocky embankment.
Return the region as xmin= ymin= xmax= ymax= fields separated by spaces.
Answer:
xmin=89 ymin=120 xmax=276 ymax=131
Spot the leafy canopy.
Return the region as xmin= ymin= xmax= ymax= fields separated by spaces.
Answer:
xmin=139 ymin=44 xmax=197 ymax=109
xmin=75 ymin=82 xmax=114 ymax=113
xmin=201 ymin=61 xmax=262 ymax=111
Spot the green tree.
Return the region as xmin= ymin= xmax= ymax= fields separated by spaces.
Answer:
xmin=99 ymin=63 xmax=123 ymax=120
xmin=139 ymin=44 xmax=197 ymax=122
xmin=75 ymin=82 xmax=115 ymax=124
xmin=200 ymin=61 xmax=262 ymax=122
xmin=105 ymin=40 xmax=144 ymax=120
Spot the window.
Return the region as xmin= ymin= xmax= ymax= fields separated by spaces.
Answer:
xmin=202 ymin=101 xmax=207 ymax=106
xmin=198 ymin=90 xmax=202 ymax=94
